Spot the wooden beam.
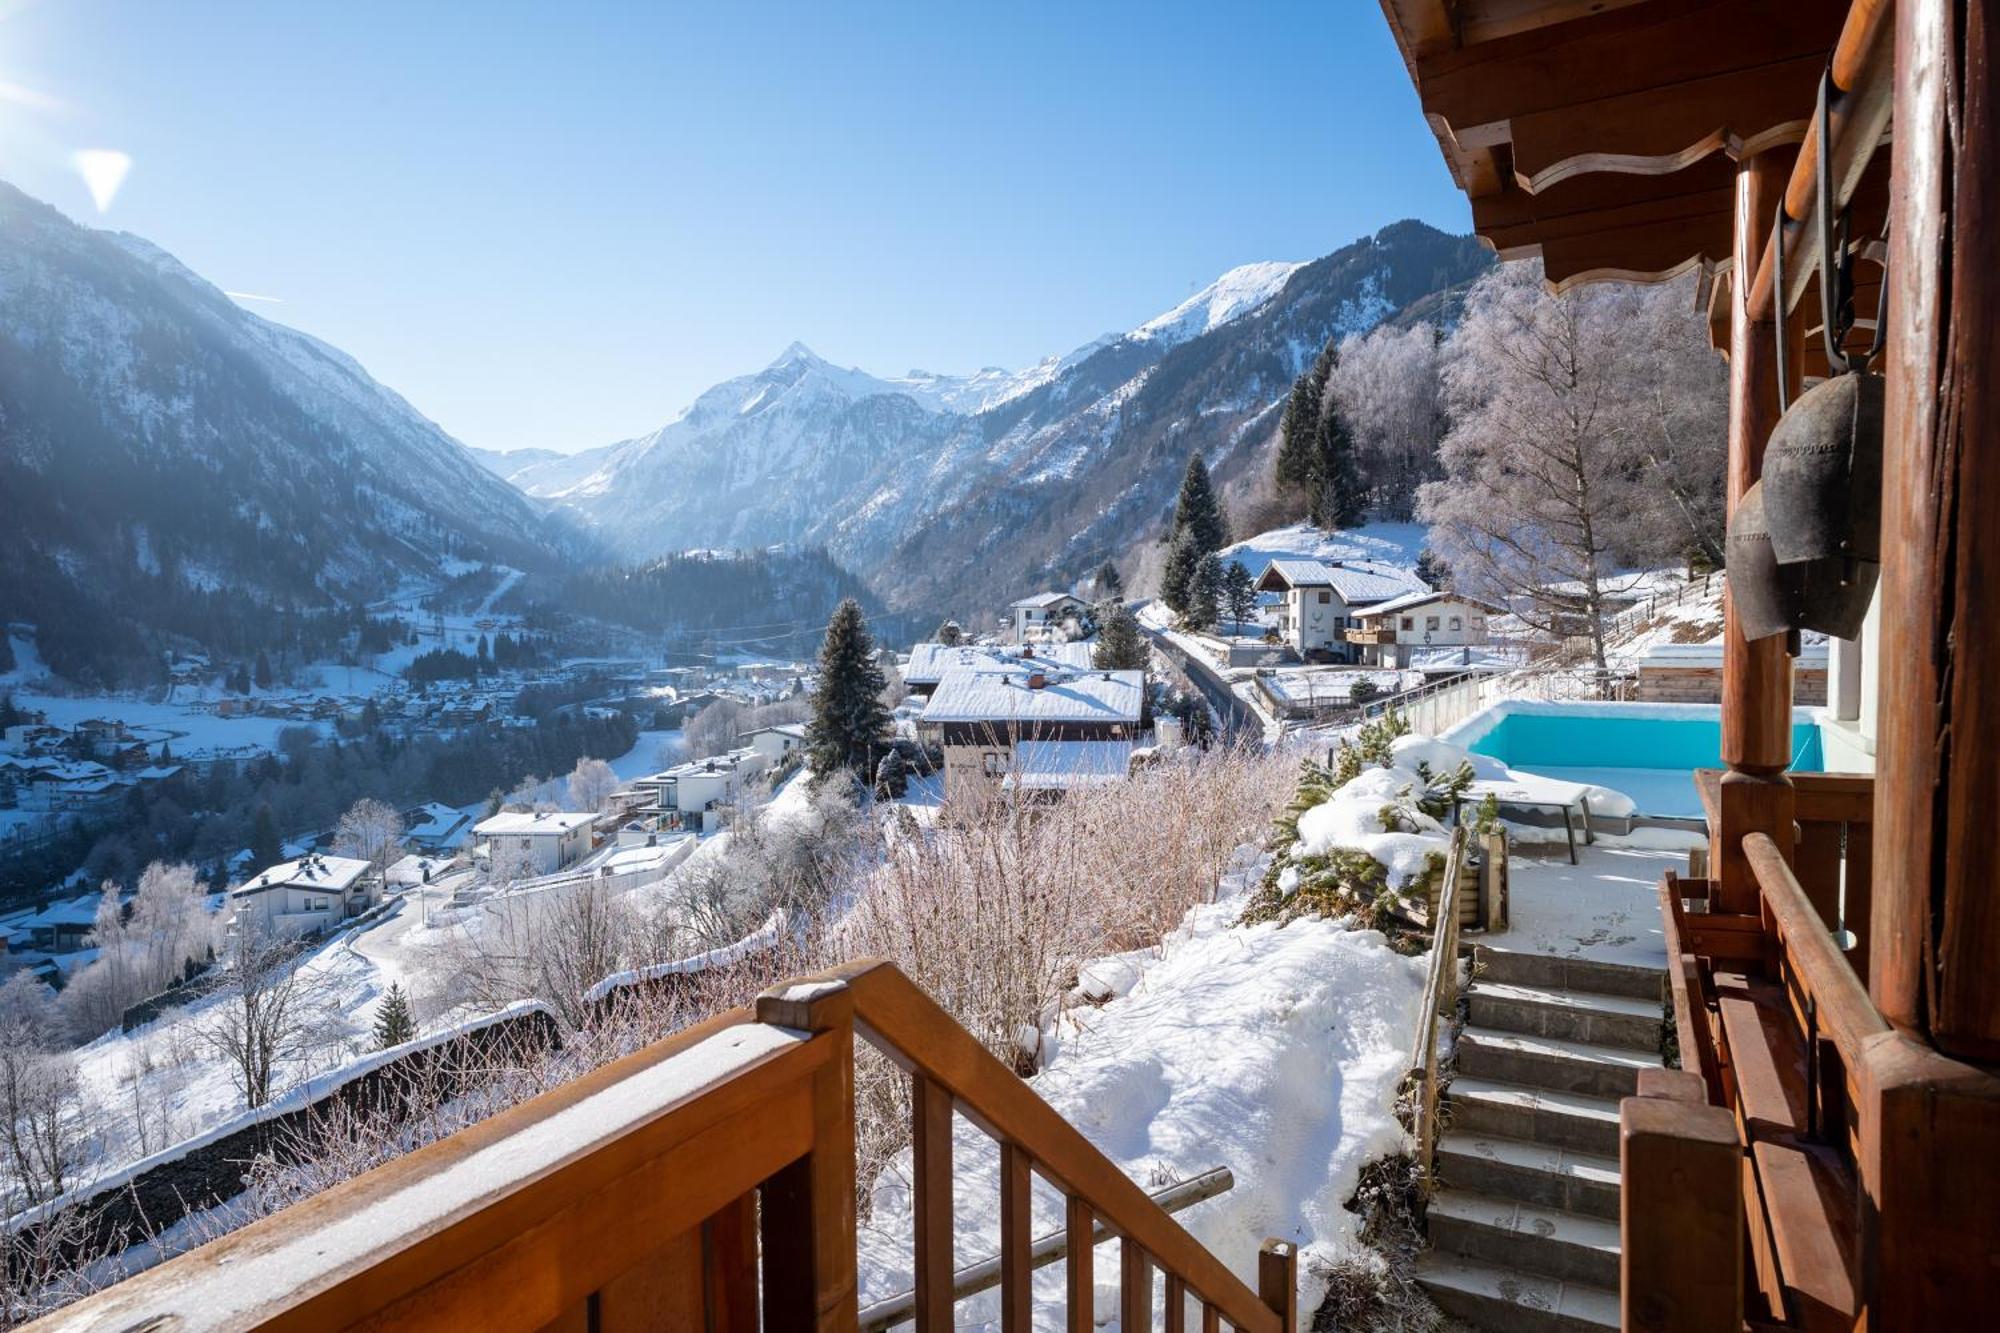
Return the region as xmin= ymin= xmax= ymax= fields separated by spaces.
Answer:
xmin=1453 ymin=0 xmax=1654 ymax=47
xmin=1873 ymin=0 xmax=2000 ymax=1062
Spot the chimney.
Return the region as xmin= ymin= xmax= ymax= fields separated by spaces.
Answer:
xmin=1027 ymin=671 xmax=1048 ymax=689
xmin=1022 ymin=644 xmax=1034 ymax=659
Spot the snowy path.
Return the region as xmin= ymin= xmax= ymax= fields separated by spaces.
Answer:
xmin=474 ymin=568 xmax=525 ymax=618
xmin=1502 ymin=845 xmax=1681 ymax=969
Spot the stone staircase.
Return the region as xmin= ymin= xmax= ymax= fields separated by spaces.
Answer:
xmin=1414 ymin=946 xmax=1668 ymax=1332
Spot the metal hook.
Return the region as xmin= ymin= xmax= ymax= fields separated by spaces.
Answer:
xmin=1817 ymin=67 xmax=1857 ymax=375
xmin=1774 ymin=199 xmax=1791 ymax=413
xmin=1868 ymin=222 xmax=1890 ymax=363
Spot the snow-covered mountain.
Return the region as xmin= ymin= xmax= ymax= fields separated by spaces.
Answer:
xmin=0 ymin=181 xmax=584 ymax=683
xmin=535 ymin=223 xmax=1489 ymax=611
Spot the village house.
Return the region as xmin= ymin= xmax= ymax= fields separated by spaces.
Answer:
xmin=1254 ymin=559 xmax=1424 ymax=662
xmin=401 ymin=801 xmax=475 ymax=854
xmin=1007 ymin=591 xmax=1088 ymax=642
xmin=631 ymin=747 xmax=771 ymax=834
xmin=1344 ymin=589 xmax=1504 ymax=668
xmin=901 ymin=640 xmax=1096 ymax=697
xmin=231 ymin=854 xmax=381 ymax=941
xmin=740 ymin=723 xmax=807 ymax=765
xmin=919 ymin=664 xmax=1144 ymax=797
xmin=472 ymin=811 xmax=596 ymax=878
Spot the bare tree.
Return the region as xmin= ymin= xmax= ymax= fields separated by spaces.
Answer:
xmin=566 ymin=757 xmax=618 ymax=813
xmin=0 ymin=975 xmax=86 ymax=1206
xmin=334 ymin=798 xmax=405 ymax=873
xmin=1333 ymin=321 xmax=1448 ymax=519
xmin=63 ymin=863 xmax=224 ymax=1040
xmin=202 ymin=921 xmax=335 ymax=1110
xmin=1419 ymin=262 xmax=1696 ymax=670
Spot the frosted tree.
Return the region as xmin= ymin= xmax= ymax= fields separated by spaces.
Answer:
xmin=1419 ymin=262 xmax=1672 ymax=671
xmin=204 ymin=921 xmax=333 ymax=1110
xmin=1619 ymin=280 xmax=1730 ymax=568
xmin=1332 ymin=322 xmax=1447 ymax=519
xmin=567 ymin=757 xmax=618 ymax=813
xmin=334 ymin=798 xmax=405 ymax=873
xmin=0 ymin=974 xmax=84 ymax=1206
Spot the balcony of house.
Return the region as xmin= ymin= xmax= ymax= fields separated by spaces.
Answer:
xmin=1342 ymin=626 xmax=1396 ymax=647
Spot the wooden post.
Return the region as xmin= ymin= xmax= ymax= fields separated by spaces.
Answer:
xmin=912 ymin=1075 xmax=955 ymax=1332
xmin=1873 ymin=0 xmax=2000 ymax=1061
xmin=1065 ymin=1196 xmax=1093 ymax=1333
xmin=1716 ymin=147 xmax=1800 ymax=914
xmin=1256 ymin=1240 xmax=1297 ymax=1333
xmin=998 ymin=1142 xmax=1032 ymax=1333
xmin=755 ymin=983 xmax=860 ymax=1333
xmin=1620 ymin=1085 xmax=1742 ymax=1331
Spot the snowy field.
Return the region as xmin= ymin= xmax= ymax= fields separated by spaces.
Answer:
xmin=1219 ymin=521 xmax=1430 ymax=582
xmin=856 ymin=855 xmax=1429 ymax=1324
xmin=4 ymin=690 xmax=328 ymax=758
xmin=1503 ymin=845 xmax=1682 ymax=970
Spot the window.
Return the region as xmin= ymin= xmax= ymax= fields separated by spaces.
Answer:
xmin=520 ymin=838 xmax=532 ymax=850
xmin=1401 ymin=616 xmax=1414 ymax=630
xmin=1317 ymin=590 xmax=1330 ymax=604
xmin=1472 ymin=616 xmax=1486 ymax=629
xmin=1426 ymin=615 xmax=1441 ymax=630
xmin=982 ymin=751 xmax=1007 ymax=776
xmin=1449 ymin=616 xmax=1462 ymax=631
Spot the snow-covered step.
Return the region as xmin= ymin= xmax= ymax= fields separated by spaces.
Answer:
xmin=1435 ymin=1132 xmax=1623 ymax=1221
xmin=1474 ymin=946 xmax=1665 ymax=1002
xmin=1467 ymin=979 xmax=1664 ymax=1053
xmin=1456 ymin=1026 xmax=1660 ymax=1098
xmin=1414 ymin=1252 xmax=1619 ymax=1333
xmin=1444 ymin=1076 xmax=1623 ymax=1156
xmin=1428 ymin=1188 xmax=1622 ymax=1288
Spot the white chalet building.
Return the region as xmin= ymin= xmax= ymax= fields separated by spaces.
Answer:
xmin=1254 ymin=559 xmax=1426 ymax=662
xmin=232 ymin=854 xmax=381 ymax=940
xmin=473 ymin=811 xmax=596 ymax=878
xmin=1344 ymin=590 xmax=1504 ymax=667
xmin=1008 ymin=592 xmax=1088 ymax=642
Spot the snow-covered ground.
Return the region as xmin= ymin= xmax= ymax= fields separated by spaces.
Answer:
xmin=1503 ymin=845 xmax=1681 ymax=970
xmin=3 ymin=690 xmax=327 ymax=758
xmin=855 ymin=856 xmax=1428 ymax=1324
xmin=1218 ymin=521 xmax=1430 ymax=582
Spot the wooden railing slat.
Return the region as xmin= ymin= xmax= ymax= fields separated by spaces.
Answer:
xmin=999 ymin=1143 xmax=1032 ymax=1333
xmin=1164 ymin=1274 xmax=1187 ymax=1333
xmin=1066 ymin=1196 xmax=1093 ymax=1333
xmin=912 ymin=1075 xmax=955 ymax=1332
xmin=1121 ymin=1238 xmax=1152 ymax=1331
xmin=702 ymin=1194 xmax=759 ymax=1333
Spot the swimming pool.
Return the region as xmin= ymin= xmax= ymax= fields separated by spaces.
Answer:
xmin=1444 ymin=701 xmax=1825 ymax=819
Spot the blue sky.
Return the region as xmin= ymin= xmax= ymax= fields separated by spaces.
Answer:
xmin=0 ymin=1 xmax=1470 ymax=453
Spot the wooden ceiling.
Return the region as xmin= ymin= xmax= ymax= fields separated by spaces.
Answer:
xmin=1380 ymin=0 xmax=1852 ymax=291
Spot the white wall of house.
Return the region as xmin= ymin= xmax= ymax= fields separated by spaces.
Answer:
xmin=1354 ymin=597 xmax=1494 ymax=666
xmin=1276 ymin=586 xmax=1359 ymax=658
xmin=482 ymin=826 xmax=589 ymax=877
xmin=235 ymin=885 xmax=342 ymax=940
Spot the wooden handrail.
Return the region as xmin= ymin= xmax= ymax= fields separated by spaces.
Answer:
xmin=1409 ymin=826 xmax=1471 ymax=1193
xmin=761 ymin=961 xmax=1293 ymax=1333
xmin=857 ymin=1168 xmax=1236 ymax=1332
xmin=1745 ymin=0 xmax=1894 ymax=323
xmin=1742 ymin=832 xmax=1889 ymax=1061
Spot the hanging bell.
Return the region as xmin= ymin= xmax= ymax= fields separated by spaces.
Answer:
xmin=1727 ymin=480 xmax=1882 ymax=641
xmin=1762 ymin=371 xmax=1885 ymax=565
xmin=1726 ymin=481 xmax=1798 ymax=641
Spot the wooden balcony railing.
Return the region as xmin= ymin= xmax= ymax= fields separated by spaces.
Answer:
xmin=30 ymin=961 xmax=1294 ymax=1333
xmin=1342 ymin=626 xmax=1396 ymax=645
xmin=1407 ymin=826 xmax=1469 ymax=1194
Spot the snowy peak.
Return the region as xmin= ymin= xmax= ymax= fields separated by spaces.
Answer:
xmin=1132 ymin=260 xmax=1307 ymax=347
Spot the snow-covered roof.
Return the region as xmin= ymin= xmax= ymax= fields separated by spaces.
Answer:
xmin=921 ymin=668 xmax=1143 ymax=725
xmin=1254 ymin=559 xmax=1419 ymax=605
xmin=1001 ymin=740 xmax=1136 ymax=790
xmin=1356 ymin=587 xmax=1503 ymax=618
xmin=15 ymin=894 xmax=103 ymax=930
xmin=472 ymin=811 xmax=596 ymax=837
xmin=904 ymin=640 xmax=1095 ymax=684
xmin=741 ymin=723 xmax=807 ymax=740
xmin=235 ymin=855 xmax=372 ymax=897
xmin=1009 ymin=591 xmax=1084 ymax=610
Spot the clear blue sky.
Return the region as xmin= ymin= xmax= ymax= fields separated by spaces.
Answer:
xmin=0 ymin=0 xmax=1470 ymax=453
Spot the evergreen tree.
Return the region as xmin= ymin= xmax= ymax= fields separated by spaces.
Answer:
xmin=1093 ymin=606 xmax=1149 ymax=670
xmin=1095 ymin=560 xmax=1125 ymax=600
xmin=1170 ymin=453 xmax=1231 ymax=555
xmin=1222 ymin=561 xmax=1258 ymax=630
xmin=1161 ymin=527 xmax=1203 ymax=615
xmin=253 ymin=649 xmax=273 ymax=690
xmin=806 ymin=599 xmax=891 ymax=784
xmin=1186 ymin=552 xmax=1225 ymax=631
xmin=250 ymin=804 xmax=281 ymax=869
xmin=1415 ymin=547 xmax=1453 ymax=590
xmin=934 ymin=619 xmax=964 ymax=647
xmin=476 ymin=634 xmax=491 ymax=668
xmin=373 ymin=982 xmax=417 ymax=1049
xmin=0 ymin=694 xmax=20 ymax=730
xmin=1310 ymin=393 xmax=1367 ymax=529
xmin=873 ymin=748 xmax=908 ymax=800
xmin=1276 ymin=341 xmax=1337 ymax=513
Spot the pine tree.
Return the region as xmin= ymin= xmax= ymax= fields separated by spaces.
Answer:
xmin=250 ymin=804 xmax=281 ymax=869
xmin=1095 ymin=560 xmax=1125 ymax=600
xmin=1310 ymin=393 xmax=1367 ymax=529
xmin=1161 ymin=527 xmax=1203 ymax=614
xmin=253 ymin=649 xmax=273 ymax=690
xmin=1171 ymin=453 xmax=1231 ymax=555
xmin=1277 ymin=341 xmax=1337 ymax=514
xmin=1093 ymin=605 xmax=1149 ymax=670
xmin=1415 ymin=547 xmax=1453 ymax=590
xmin=373 ymin=983 xmax=417 ymax=1049
xmin=873 ymin=748 xmax=908 ymax=800
xmin=1185 ymin=552 xmax=1225 ymax=631
xmin=807 ymin=599 xmax=891 ymax=784
xmin=1222 ymin=561 xmax=1258 ymax=630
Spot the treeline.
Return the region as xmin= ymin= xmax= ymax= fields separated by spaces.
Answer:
xmin=0 ymin=710 xmax=637 ymax=905
xmin=561 ymin=549 xmax=879 ymax=654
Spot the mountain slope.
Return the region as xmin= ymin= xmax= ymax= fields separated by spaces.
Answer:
xmin=0 ymin=182 xmax=584 ymax=684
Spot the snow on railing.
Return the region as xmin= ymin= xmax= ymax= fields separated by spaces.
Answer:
xmin=580 ymin=908 xmax=789 ymax=1006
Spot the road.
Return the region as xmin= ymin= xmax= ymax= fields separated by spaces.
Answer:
xmin=1140 ymin=619 xmax=1265 ymax=744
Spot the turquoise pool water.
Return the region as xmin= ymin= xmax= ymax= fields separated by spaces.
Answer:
xmin=1448 ymin=703 xmax=1825 ymax=818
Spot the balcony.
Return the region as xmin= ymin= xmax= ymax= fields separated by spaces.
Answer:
xmin=1342 ymin=626 xmax=1396 ymax=646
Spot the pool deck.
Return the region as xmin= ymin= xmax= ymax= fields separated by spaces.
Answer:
xmin=1496 ymin=844 xmax=1680 ymax=970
